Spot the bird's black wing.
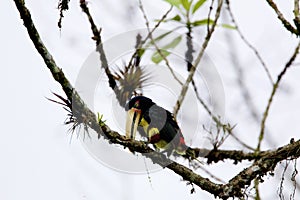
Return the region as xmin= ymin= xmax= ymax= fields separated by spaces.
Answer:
xmin=148 ymin=105 xmax=183 ymax=145
xmin=160 ymin=111 xmax=183 ymax=145
xmin=147 ymin=104 xmax=167 ymax=132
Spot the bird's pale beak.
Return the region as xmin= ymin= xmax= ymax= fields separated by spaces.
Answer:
xmin=126 ymin=108 xmax=141 ymax=139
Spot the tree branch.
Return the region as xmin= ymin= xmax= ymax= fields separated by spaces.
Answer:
xmin=226 ymin=0 xmax=274 ymax=85
xmin=173 ymin=0 xmax=223 ymax=117
xmin=13 ymin=0 xmax=300 ymax=199
xmin=138 ymin=0 xmax=183 ymax=85
xmin=79 ymin=0 xmax=118 ymax=99
xmin=257 ymin=42 xmax=300 ymax=151
xmin=13 ymin=0 xmax=223 ymax=196
xmin=294 ymin=0 xmax=300 ymax=32
xmin=265 ymin=0 xmax=299 ymax=35
xmin=221 ymin=140 xmax=300 ymax=199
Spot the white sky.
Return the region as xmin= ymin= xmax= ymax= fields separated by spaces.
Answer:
xmin=1 ymin=0 xmax=300 ymax=199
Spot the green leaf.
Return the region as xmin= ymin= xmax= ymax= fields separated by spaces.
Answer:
xmin=154 ymin=15 xmax=181 ymax=23
xmin=164 ymin=0 xmax=181 ymax=9
xmin=164 ymin=35 xmax=182 ymax=49
xmin=171 ymin=14 xmax=182 ymax=21
xmin=151 ymin=36 xmax=182 ymax=64
xmin=145 ymin=28 xmax=180 ymax=49
xmin=220 ymin=24 xmax=237 ymax=30
xmin=152 ymin=50 xmax=171 ymax=64
xmin=192 ymin=0 xmax=206 ymax=14
xmin=181 ymin=0 xmax=191 ymax=11
xmin=151 ymin=30 xmax=174 ymax=44
xmin=191 ymin=18 xmax=214 ymax=26
xmin=97 ymin=113 xmax=106 ymax=127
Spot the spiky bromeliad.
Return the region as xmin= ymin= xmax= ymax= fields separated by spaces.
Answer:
xmin=125 ymin=96 xmax=189 ymax=156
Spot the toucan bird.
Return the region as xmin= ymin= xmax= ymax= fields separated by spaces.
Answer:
xmin=125 ymin=96 xmax=188 ymax=156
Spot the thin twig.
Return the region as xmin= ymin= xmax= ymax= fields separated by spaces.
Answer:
xmin=278 ymin=160 xmax=289 ymax=200
xmin=189 ymin=64 xmax=255 ymax=150
xmin=80 ymin=0 xmax=117 ymax=90
xmin=222 ymin=12 xmax=275 ymax=150
xmin=198 ymin=164 xmax=226 ymax=183
xmin=126 ymin=5 xmax=174 ymax=71
xmin=190 ymin=70 xmax=255 ymax=150
xmin=14 ymin=0 xmax=75 ymax=100
xmin=138 ymin=0 xmax=183 ymax=85
xmin=185 ymin=14 xmax=194 ymax=71
xmin=265 ymin=0 xmax=299 ymax=35
xmin=13 ymin=2 xmax=223 ymax=195
xmin=207 ymin=0 xmax=215 ymax=33
xmin=290 ymin=159 xmax=299 ymax=199
xmin=57 ymin=0 xmax=70 ymax=29
xmin=223 ymin=140 xmax=300 ymax=199
xmin=276 ymin=159 xmax=300 ymax=200
xmin=80 ymin=0 xmax=147 ymax=107
xmin=140 ymin=0 xmax=250 ymax=152
xmin=295 ymin=0 xmax=300 ymax=19
xmin=228 ymin=131 xmax=255 ymax=151
xmin=173 ymin=0 xmax=223 ymax=117
xmin=294 ymin=0 xmax=300 ymax=31
xmin=224 ymin=3 xmax=278 ymax=150
xmin=177 ymin=0 xmax=253 ymax=150
xmin=225 ymin=0 xmax=274 ymax=85
xmin=13 ymin=1 xmax=300 ymax=199
xmin=254 ymin=178 xmax=261 ymax=200
xmin=257 ymin=41 xmax=300 ymax=151
xmin=228 ymin=54 xmax=260 ymax=126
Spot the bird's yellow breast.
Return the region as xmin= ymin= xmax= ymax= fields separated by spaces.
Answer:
xmin=139 ymin=118 xmax=162 ymax=144
xmin=139 ymin=118 xmax=149 ymax=127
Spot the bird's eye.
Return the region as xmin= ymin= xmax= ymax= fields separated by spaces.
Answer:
xmin=134 ymin=100 xmax=140 ymax=108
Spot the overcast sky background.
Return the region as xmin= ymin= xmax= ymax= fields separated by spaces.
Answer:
xmin=2 ymin=0 xmax=300 ymax=199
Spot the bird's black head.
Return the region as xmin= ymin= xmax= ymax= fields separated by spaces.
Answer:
xmin=125 ymin=96 xmax=154 ymax=112
xmin=125 ymin=96 xmax=155 ymax=139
